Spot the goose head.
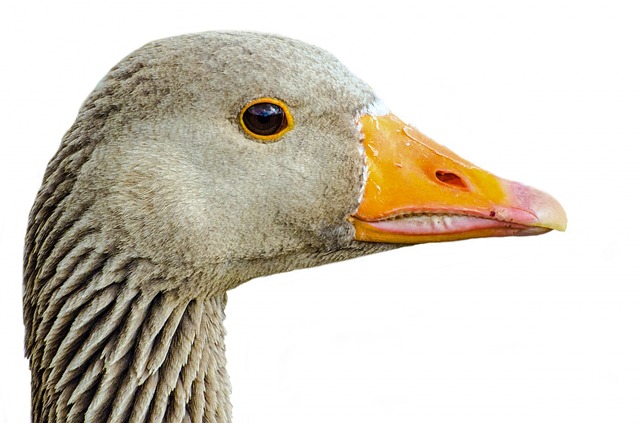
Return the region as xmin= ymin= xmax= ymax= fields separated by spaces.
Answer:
xmin=68 ymin=32 xmax=399 ymax=296
xmin=24 ymin=31 xmax=566 ymax=422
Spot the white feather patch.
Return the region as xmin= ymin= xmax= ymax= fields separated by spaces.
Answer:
xmin=355 ymin=99 xmax=389 ymax=139
xmin=358 ymin=99 xmax=390 ymax=118
xmin=357 ymin=143 xmax=368 ymax=206
xmin=353 ymin=99 xmax=388 ymax=210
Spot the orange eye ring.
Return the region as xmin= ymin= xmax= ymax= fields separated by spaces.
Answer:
xmin=239 ymin=97 xmax=294 ymax=142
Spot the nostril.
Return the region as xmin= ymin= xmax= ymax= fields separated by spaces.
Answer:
xmin=435 ymin=171 xmax=468 ymax=190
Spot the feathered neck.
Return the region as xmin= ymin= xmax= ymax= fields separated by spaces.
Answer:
xmin=27 ymin=283 xmax=232 ymax=423
xmin=22 ymin=88 xmax=233 ymax=422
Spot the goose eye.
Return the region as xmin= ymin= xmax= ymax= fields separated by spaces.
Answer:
xmin=240 ymin=98 xmax=293 ymax=141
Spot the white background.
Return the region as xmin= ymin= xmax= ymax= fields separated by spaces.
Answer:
xmin=1 ymin=1 xmax=639 ymax=422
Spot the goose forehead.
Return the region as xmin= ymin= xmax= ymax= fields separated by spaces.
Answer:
xmin=128 ymin=32 xmax=377 ymax=110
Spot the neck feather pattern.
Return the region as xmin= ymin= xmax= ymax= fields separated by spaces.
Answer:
xmin=26 ymin=278 xmax=232 ymax=423
xmin=24 ymin=98 xmax=233 ymax=422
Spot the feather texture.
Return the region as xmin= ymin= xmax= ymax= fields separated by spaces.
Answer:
xmin=24 ymin=31 xmax=392 ymax=422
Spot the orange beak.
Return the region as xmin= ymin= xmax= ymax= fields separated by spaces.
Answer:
xmin=349 ymin=114 xmax=567 ymax=244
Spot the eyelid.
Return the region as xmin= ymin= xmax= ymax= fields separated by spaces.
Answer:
xmin=239 ymin=97 xmax=294 ymax=142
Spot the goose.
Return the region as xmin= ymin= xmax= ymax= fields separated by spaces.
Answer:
xmin=23 ymin=31 xmax=567 ymax=423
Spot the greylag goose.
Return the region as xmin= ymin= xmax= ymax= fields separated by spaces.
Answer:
xmin=24 ymin=31 xmax=566 ymax=423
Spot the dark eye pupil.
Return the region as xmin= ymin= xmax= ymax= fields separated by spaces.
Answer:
xmin=243 ymin=103 xmax=287 ymax=136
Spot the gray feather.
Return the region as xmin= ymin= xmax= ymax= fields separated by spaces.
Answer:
xmin=24 ymin=32 xmax=394 ymax=422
